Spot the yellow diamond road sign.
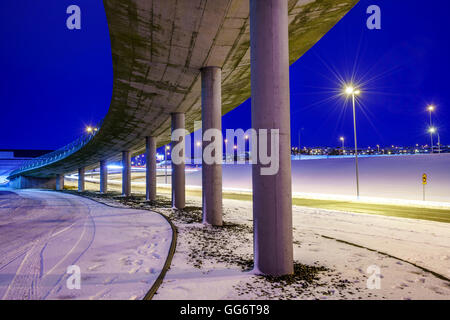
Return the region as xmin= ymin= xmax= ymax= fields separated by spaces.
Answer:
xmin=422 ymin=173 xmax=427 ymax=185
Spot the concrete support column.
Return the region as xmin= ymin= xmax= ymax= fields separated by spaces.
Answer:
xmin=100 ymin=160 xmax=108 ymax=193
xmin=146 ymin=136 xmax=157 ymax=201
xmin=250 ymin=0 xmax=293 ymax=276
xmin=171 ymin=113 xmax=185 ymax=209
xmin=56 ymin=174 xmax=64 ymax=191
xmin=201 ymin=67 xmax=223 ymax=226
xmin=122 ymin=151 xmax=131 ymax=196
xmin=78 ymin=168 xmax=85 ymax=192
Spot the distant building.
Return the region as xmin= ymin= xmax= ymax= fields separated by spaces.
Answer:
xmin=291 ymin=144 xmax=449 ymax=157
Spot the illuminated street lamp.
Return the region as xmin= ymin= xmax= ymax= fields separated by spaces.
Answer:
xmin=427 ymin=105 xmax=435 ymax=152
xmin=339 ymin=136 xmax=345 ymax=154
xmin=428 ymin=105 xmax=435 ymax=124
xmin=344 ymin=85 xmax=361 ymax=199
xmin=165 ymin=145 xmax=170 ymax=184
xmin=428 ymin=127 xmax=441 ymax=154
xmin=86 ymin=126 xmax=98 ymax=135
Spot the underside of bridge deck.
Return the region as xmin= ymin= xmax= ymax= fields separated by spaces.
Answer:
xmin=10 ymin=0 xmax=358 ymax=179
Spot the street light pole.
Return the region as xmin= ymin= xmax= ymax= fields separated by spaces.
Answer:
xmin=165 ymin=148 xmax=167 ymax=184
xmin=340 ymin=137 xmax=345 ymax=155
xmin=352 ymin=92 xmax=360 ymax=199
xmin=298 ymin=130 xmax=301 ymax=152
xmin=428 ymin=127 xmax=441 ymax=155
xmin=428 ymin=106 xmax=434 ymax=153
xmin=164 ymin=146 xmax=170 ymax=184
xmin=438 ymin=132 xmax=441 ymax=154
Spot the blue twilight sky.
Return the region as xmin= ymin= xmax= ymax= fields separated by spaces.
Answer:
xmin=0 ymin=0 xmax=449 ymax=150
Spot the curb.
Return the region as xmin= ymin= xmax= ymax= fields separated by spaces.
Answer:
xmin=143 ymin=210 xmax=177 ymax=300
xmin=320 ymin=235 xmax=450 ymax=283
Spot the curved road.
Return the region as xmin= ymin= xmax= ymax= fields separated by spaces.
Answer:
xmin=0 ymin=190 xmax=172 ymax=300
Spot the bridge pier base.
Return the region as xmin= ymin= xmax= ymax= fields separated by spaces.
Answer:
xmin=250 ymin=0 xmax=293 ymax=276
xmin=78 ymin=168 xmax=85 ymax=192
xmin=56 ymin=174 xmax=64 ymax=191
xmin=146 ymin=136 xmax=157 ymax=201
xmin=122 ymin=151 xmax=131 ymax=196
xmin=100 ymin=160 xmax=108 ymax=193
xmin=201 ymin=66 xmax=223 ymax=226
xmin=9 ymin=176 xmax=57 ymax=190
xmin=171 ymin=113 xmax=185 ymax=209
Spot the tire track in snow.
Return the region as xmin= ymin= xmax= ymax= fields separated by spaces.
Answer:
xmin=1 ymin=191 xmax=95 ymax=299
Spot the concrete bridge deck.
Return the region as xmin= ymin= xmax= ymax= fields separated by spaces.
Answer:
xmin=11 ymin=0 xmax=357 ymax=178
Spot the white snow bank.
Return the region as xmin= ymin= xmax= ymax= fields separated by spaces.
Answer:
xmin=184 ymin=154 xmax=450 ymax=204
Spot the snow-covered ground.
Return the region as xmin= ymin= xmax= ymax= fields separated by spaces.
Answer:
xmin=293 ymin=203 xmax=450 ymax=280
xmin=26 ymin=188 xmax=449 ymax=300
xmin=153 ymin=196 xmax=450 ymax=300
xmin=58 ymin=154 xmax=450 ymax=299
xmin=0 ymin=189 xmax=172 ymax=300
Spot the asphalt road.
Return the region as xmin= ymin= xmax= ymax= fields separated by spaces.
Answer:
xmin=0 ymin=189 xmax=172 ymax=300
xmin=290 ymin=198 xmax=450 ymax=224
xmin=228 ymin=193 xmax=450 ymax=224
xmin=65 ymin=173 xmax=450 ymax=224
xmin=173 ymin=188 xmax=450 ymax=224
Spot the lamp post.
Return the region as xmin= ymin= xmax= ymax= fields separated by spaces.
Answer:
xmin=429 ymin=127 xmax=441 ymax=154
xmin=224 ymin=139 xmax=228 ymax=162
xmin=428 ymin=105 xmax=435 ymax=153
xmin=438 ymin=132 xmax=441 ymax=154
xmin=345 ymin=86 xmax=361 ymax=199
xmin=340 ymin=136 xmax=345 ymax=155
xmin=165 ymin=145 xmax=170 ymax=184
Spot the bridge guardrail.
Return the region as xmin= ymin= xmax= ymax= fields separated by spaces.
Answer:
xmin=9 ymin=119 xmax=103 ymax=178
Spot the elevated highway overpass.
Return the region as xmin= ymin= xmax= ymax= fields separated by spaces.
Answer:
xmin=9 ymin=0 xmax=359 ymax=276
xmin=10 ymin=0 xmax=357 ymax=179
